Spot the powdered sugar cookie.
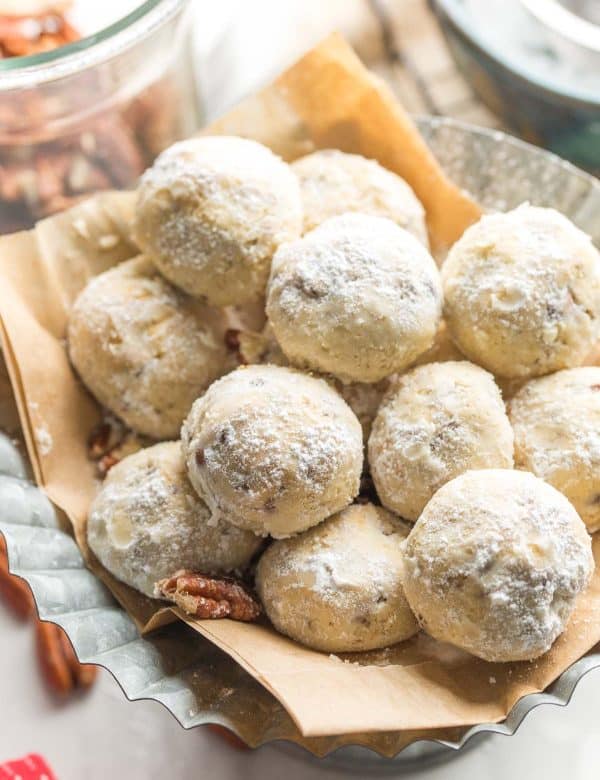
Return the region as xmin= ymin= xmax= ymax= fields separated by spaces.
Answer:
xmin=87 ymin=442 xmax=261 ymax=598
xmin=292 ymin=149 xmax=428 ymax=244
xmin=402 ymin=469 xmax=594 ymax=662
xmin=134 ymin=136 xmax=303 ymax=306
xmin=181 ymin=365 xmax=363 ymax=538
xmin=510 ymin=367 xmax=600 ymax=532
xmin=267 ymin=213 xmax=442 ymax=383
xmin=68 ymin=256 xmax=233 ymax=439
xmin=442 ymin=205 xmax=600 ymax=378
xmin=369 ymin=361 xmax=513 ymax=521
xmin=256 ymin=502 xmax=418 ymax=652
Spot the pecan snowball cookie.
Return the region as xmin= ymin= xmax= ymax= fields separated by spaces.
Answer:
xmin=402 ymin=470 xmax=594 ymax=662
xmin=181 ymin=365 xmax=363 ymax=538
xmin=134 ymin=136 xmax=303 ymax=307
xmin=266 ymin=213 xmax=442 ymax=383
xmin=87 ymin=442 xmax=262 ymax=598
xmin=509 ymin=367 xmax=600 ymax=532
xmin=256 ymin=503 xmax=418 ymax=652
xmin=292 ymin=149 xmax=428 ymax=245
xmin=68 ymin=256 xmax=233 ymax=439
xmin=369 ymin=361 xmax=514 ymax=521
xmin=236 ymin=324 xmax=389 ymax=442
xmin=442 ymin=204 xmax=600 ymax=378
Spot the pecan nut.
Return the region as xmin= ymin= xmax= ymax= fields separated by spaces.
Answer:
xmin=88 ymin=417 xmax=126 ymax=459
xmin=0 ymin=534 xmax=35 ymax=619
xmin=155 ymin=571 xmax=262 ymax=622
xmin=207 ymin=725 xmax=250 ymax=751
xmin=2 ymin=534 xmax=97 ymax=698
xmin=87 ymin=417 xmax=143 ymax=476
xmin=35 ymin=620 xmax=97 ymax=697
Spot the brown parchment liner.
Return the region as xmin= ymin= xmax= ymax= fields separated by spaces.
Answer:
xmin=1 ymin=34 xmax=600 ymax=743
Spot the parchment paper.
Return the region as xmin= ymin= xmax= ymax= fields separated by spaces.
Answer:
xmin=1 ymin=34 xmax=600 ymax=740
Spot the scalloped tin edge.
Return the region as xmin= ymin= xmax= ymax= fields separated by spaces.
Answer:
xmin=1 ymin=430 xmax=599 ymax=762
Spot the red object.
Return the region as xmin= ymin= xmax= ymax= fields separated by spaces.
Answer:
xmin=0 ymin=753 xmax=57 ymax=780
xmin=207 ymin=725 xmax=250 ymax=751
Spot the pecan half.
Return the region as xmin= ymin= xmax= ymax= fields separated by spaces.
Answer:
xmin=0 ymin=534 xmax=35 ymax=619
xmin=155 ymin=571 xmax=262 ymax=622
xmin=97 ymin=435 xmax=143 ymax=477
xmin=35 ymin=620 xmax=97 ymax=697
xmin=88 ymin=417 xmax=143 ymax=477
xmin=88 ymin=417 xmax=126 ymax=460
xmin=1 ymin=538 xmax=97 ymax=697
xmin=207 ymin=725 xmax=250 ymax=751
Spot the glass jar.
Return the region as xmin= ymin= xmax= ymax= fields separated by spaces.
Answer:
xmin=0 ymin=0 xmax=201 ymax=234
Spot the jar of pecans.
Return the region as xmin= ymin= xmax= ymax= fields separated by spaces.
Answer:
xmin=0 ymin=0 xmax=201 ymax=234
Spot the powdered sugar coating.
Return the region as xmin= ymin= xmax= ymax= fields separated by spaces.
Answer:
xmin=402 ymin=469 xmax=594 ymax=662
xmin=442 ymin=204 xmax=600 ymax=378
xmin=292 ymin=149 xmax=428 ymax=245
xmin=68 ymin=256 xmax=234 ymax=439
xmin=369 ymin=361 xmax=514 ymax=521
xmin=134 ymin=136 xmax=303 ymax=306
xmin=237 ymin=323 xmax=389 ymax=442
xmin=181 ymin=365 xmax=363 ymax=538
xmin=87 ymin=442 xmax=261 ymax=598
xmin=266 ymin=213 xmax=442 ymax=383
xmin=510 ymin=367 xmax=600 ymax=532
xmin=256 ymin=502 xmax=418 ymax=652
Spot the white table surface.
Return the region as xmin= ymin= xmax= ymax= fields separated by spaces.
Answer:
xmin=2 ymin=1 xmax=600 ymax=777
xmin=1 ymin=603 xmax=600 ymax=779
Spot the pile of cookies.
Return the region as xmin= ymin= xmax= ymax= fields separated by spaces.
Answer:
xmin=69 ymin=135 xmax=600 ymax=664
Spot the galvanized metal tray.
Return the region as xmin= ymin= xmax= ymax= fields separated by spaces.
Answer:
xmin=1 ymin=117 xmax=599 ymax=765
